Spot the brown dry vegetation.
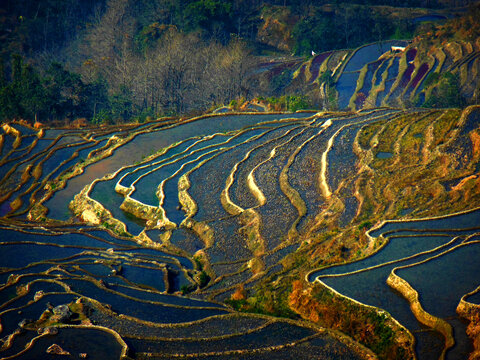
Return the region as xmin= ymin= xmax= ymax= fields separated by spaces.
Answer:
xmin=466 ymin=314 xmax=480 ymax=360
xmin=251 ymin=106 xmax=480 ymax=358
xmin=289 ymin=280 xmax=414 ymax=360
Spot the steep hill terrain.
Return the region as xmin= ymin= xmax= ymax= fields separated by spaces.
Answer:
xmin=254 ymin=8 xmax=480 ymax=111
xmin=1 ymin=1 xmax=479 ymax=125
xmin=1 ymin=2 xmax=480 ymax=360
xmin=1 ymin=104 xmax=480 ymax=359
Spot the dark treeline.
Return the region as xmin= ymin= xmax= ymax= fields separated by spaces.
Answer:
xmin=0 ymin=0 xmax=471 ymax=124
xmin=0 ymin=0 xmax=260 ymax=124
xmin=0 ymin=0 xmax=105 ymax=58
xmin=0 ymin=0 xmax=458 ymax=57
xmin=291 ymin=5 xmax=416 ymax=55
xmin=0 ymin=55 xmax=108 ymax=123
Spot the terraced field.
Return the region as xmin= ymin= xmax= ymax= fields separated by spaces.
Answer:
xmin=270 ymin=36 xmax=480 ymax=111
xmin=309 ymin=210 xmax=480 ymax=360
xmin=1 ymin=106 xmax=480 ymax=359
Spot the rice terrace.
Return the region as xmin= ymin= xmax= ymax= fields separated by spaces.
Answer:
xmin=1 ymin=1 xmax=480 ymax=359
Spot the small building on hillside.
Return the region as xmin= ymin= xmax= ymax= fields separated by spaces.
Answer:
xmin=391 ymin=46 xmax=406 ymax=52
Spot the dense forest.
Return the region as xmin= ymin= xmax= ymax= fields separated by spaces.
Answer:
xmin=0 ymin=0 xmax=476 ymax=124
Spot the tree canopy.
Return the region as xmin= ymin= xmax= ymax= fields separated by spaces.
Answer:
xmin=0 ymin=0 xmax=472 ymax=124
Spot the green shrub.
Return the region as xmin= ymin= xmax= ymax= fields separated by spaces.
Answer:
xmin=358 ymin=221 xmax=372 ymax=230
xmin=133 ymin=107 xmax=155 ymax=123
xmin=422 ymin=72 xmax=465 ymax=108
xmin=181 ymin=284 xmax=196 ymax=295
xmin=366 ymin=312 xmax=395 ymax=355
xmin=264 ymin=95 xmax=312 ymax=112
xmin=225 ymin=298 xmax=247 ymax=310
xmin=193 ymin=256 xmax=203 ymax=270
xmin=198 ymin=270 xmax=209 ymax=287
xmin=91 ymin=109 xmax=112 ymax=125
xmin=423 ymin=72 xmax=440 ymax=88
xmin=288 ymin=95 xmax=310 ymax=112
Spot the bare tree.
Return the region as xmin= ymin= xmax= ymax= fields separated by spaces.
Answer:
xmin=79 ymin=0 xmax=136 ymax=90
xmin=78 ymin=2 xmax=256 ymax=117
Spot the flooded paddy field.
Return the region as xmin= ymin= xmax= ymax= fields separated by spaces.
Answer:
xmin=2 ymin=107 xmax=480 ymax=359
xmin=310 ymin=209 xmax=480 ymax=359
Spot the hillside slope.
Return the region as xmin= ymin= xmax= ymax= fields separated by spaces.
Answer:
xmin=256 ymin=7 xmax=480 ymax=111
